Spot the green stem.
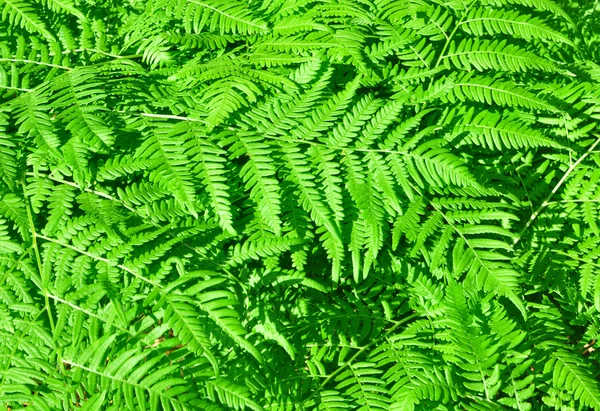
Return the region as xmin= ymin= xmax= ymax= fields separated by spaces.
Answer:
xmin=21 ymin=181 xmax=65 ymax=375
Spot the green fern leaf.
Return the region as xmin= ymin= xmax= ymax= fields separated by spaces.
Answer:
xmin=206 ymin=379 xmax=263 ymax=411
xmin=460 ymin=7 xmax=574 ymax=46
xmin=545 ymin=350 xmax=600 ymax=409
xmin=1 ymin=0 xmax=55 ymax=40
xmin=169 ymin=0 xmax=268 ymax=34
xmin=450 ymin=73 xmax=559 ymax=112
xmin=443 ymin=38 xmax=557 ymax=73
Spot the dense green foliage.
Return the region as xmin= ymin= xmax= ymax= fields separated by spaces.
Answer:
xmin=2 ymin=0 xmax=600 ymax=409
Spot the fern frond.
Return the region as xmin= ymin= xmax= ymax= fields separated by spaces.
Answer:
xmin=479 ymin=0 xmax=572 ymax=24
xmin=1 ymin=0 xmax=55 ymax=40
xmin=452 ymin=108 xmax=565 ymax=150
xmin=443 ymin=38 xmax=557 ymax=73
xmin=135 ymin=119 xmax=199 ymax=217
xmin=449 ymin=73 xmax=559 ymax=112
xmin=545 ymin=350 xmax=600 ymax=409
xmin=335 ymin=362 xmax=390 ymax=410
xmin=186 ymin=128 xmax=236 ymax=235
xmin=167 ymin=0 xmax=269 ymax=34
xmin=163 ymin=294 xmax=219 ymax=370
xmin=460 ymin=7 xmax=574 ymax=46
xmin=282 ymin=143 xmax=341 ymax=243
xmin=205 ymin=378 xmax=263 ymax=411
xmin=35 ymin=0 xmax=86 ymax=20
xmin=0 ymin=112 xmax=18 ymax=188
xmin=454 ymin=237 xmax=526 ymax=317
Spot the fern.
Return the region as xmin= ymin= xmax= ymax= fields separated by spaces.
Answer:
xmin=2 ymin=0 xmax=600 ymax=409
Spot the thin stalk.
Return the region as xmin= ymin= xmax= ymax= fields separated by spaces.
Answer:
xmin=513 ymin=134 xmax=600 ymax=246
